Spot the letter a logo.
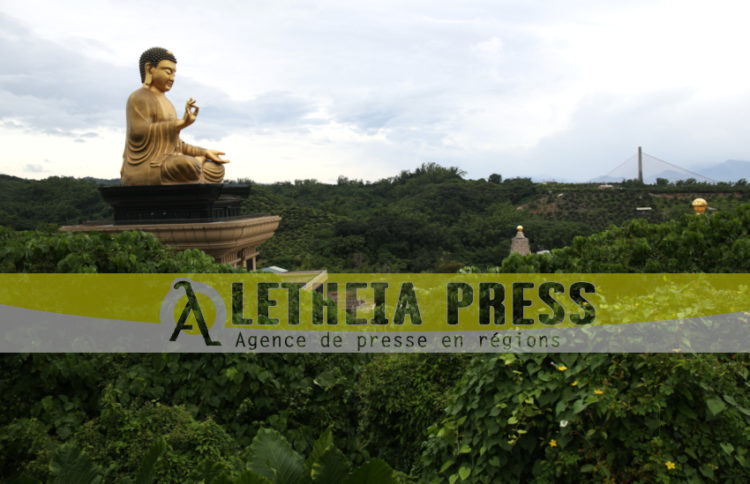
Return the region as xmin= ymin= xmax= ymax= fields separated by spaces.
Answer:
xmin=169 ymin=281 xmax=221 ymax=346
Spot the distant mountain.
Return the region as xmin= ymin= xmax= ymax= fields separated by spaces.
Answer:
xmin=698 ymin=160 xmax=750 ymax=182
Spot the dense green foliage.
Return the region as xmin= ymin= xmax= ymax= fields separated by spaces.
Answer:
xmin=240 ymin=166 xmax=750 ymax=271
xmin=0 ymin=227 xmax=239 ymax=273
xmin=1 ymin=171 xmax=750 ymax=482
xmin=16 ymin=427 xmax=396 ymax=484
xmin=462 ymin=202 xmax=750 ymax=273
xmin=4 ymin=168 xmax=749 ymax=272
xmin=357 ymin=355 xmax=469 ymax=473
xmin=0 ymin=175 xmax=113 ymax=230
xmin=4 ymin=352 xmax=748 ymax=482
xmin=421 ymin=353 xmax=750 ymax=483
xmin=0 ymin=354 xmax=373 ymax=481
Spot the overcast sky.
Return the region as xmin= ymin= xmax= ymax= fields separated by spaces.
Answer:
xmin=2 ymin=0 xmax=750 ymax=183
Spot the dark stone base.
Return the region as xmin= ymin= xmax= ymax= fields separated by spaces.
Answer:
xmin=99 ymin=184 xmax=250 ymax=224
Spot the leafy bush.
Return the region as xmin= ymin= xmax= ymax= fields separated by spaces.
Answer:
xmin=0 ymin=354 xmax=370 ymax=481
xmin=70 ymin=392 xmax=242 ymax=483
xmin=0 ymin=228 xmax=239 ymax=273
xmin=483 ymin=203 xmax=750 ymax=273
xmin=357 ymin=354 xmax=469 ymax=473
xmin=421 ymin=353 xmax=750 ymax=483
xmin=13 ymin=426 xmax=397 ymax=484
xmin=238 ymin=427 xmax=397 ymax=484
xmin=6 ymin=394 xmax=241 ymax=484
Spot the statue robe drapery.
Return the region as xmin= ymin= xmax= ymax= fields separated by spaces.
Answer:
xmin=121 ymin=87 xmax=224 ymax=185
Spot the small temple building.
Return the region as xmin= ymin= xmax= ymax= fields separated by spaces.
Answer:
xmin=510 ymin=225 xmax=530 ymax=256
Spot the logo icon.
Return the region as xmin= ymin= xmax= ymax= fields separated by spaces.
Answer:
xmin=161 ymin=279 xmax=226 ymax=346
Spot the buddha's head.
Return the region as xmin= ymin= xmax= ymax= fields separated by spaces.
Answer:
xmin=139 ymin=47 xmax=178 ymax=91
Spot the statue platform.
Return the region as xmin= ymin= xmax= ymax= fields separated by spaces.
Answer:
xmin=61 ymin=184 xmax=280 ymax=269
xmin=99 ymin=184 xmax=251 ymax=224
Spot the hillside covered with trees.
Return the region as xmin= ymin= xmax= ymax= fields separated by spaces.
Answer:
xmin=2 ymin=165 xmax=750 ymax=272
xmin=1 ymin=170 xmax=750 ymax=481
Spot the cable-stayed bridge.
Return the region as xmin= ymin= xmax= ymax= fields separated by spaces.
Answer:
xmin=592 ymin=148 xmax=716 ymax=184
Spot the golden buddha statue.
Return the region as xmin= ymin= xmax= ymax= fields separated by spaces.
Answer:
xmin=121 ymin=47 xmax=228 ymax=186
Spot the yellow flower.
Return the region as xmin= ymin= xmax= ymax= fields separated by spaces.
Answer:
xmin=557 ymin=365 xmax=568 ymax=371
xmin=549 ymin=439 xmax=557 ymax=447
xmin=571 ymin=381 xmax=578 ymax=386
xmin=665 ymin=461 xmax=676 ymax=470
xmin=594 ymin=389 xmax=604 ymax=395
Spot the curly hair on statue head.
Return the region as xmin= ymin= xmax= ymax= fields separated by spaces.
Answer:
xmin=139 ymin=47 xmax=177 ymax=83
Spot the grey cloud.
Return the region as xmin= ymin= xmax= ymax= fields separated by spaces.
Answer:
xmin=502 ymin=88 xmax=734 ymax=181
xmin=0 ymin=10 xmax=507 ymax=150
xmin=23 ymin=163 xmax=45 ymax=172
xmin=329 ymin=86 xmax=460 ymax=157
xmin=0 ymin=14 xmax=319 ymax=141
xmin=0 ymin=14 xmax=129 ymax=135
xmin=174 ymin=85 xmax=320 ymax=141
xmin=73 ymin=132 xmax=99 ymax=142
xmin=252 ymin=91 xmax=314 ymax=124
xmin=337 ymin=104 xmax=400 ymax=132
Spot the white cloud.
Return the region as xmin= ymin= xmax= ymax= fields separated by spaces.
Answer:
xmin=471 ymin=36 xmax=504 ymax=59
xmin=2 ymin=1 xmax=750 ymax=182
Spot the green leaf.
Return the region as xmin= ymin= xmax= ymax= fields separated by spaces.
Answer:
xmin=439 ymin=459 xmax=455 ymax=473
xmin=225 ymin=367 xmax=240 ymax=382
xmin=458 ymin=465 xmax=472 ymax=481
xmin=134 ymin=438 xmax=166 ymax=484
xmin=48 ymin=445 xmax=102 ymax=484
xmin=341 ymin=459 xmax=396 ymax=484
xmin=699 ymin=463 xmax=715 ymax=479
xmin=248 ymin=428 xmax=305 ymax=484
xmin=458 ymin=444 xmax=471 ymax=454
xmin=720 ymin=443 xmax=735 ymax=455
xmin=706 ymin=397 xmax=726 ymax=416
xmin=560 ymin=354 xmax=578 ymax=367
xmin=573 ymin=399 xmax=588 ymax=414
xmin=313 ymin=369 xmax=338 ymax=390
xmin=555 ymin=400 xmax=567 ymax=416
xmin=310 ymin=447 xmax=351 ymax=484
xmin=306 ymin=427 xmax=335 ymax=473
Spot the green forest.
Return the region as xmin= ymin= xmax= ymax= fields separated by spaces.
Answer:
xmin=1 ymin=168 xmax=749 ymax=482
xmin=3 ymin=166 xmax=750 ymax=272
